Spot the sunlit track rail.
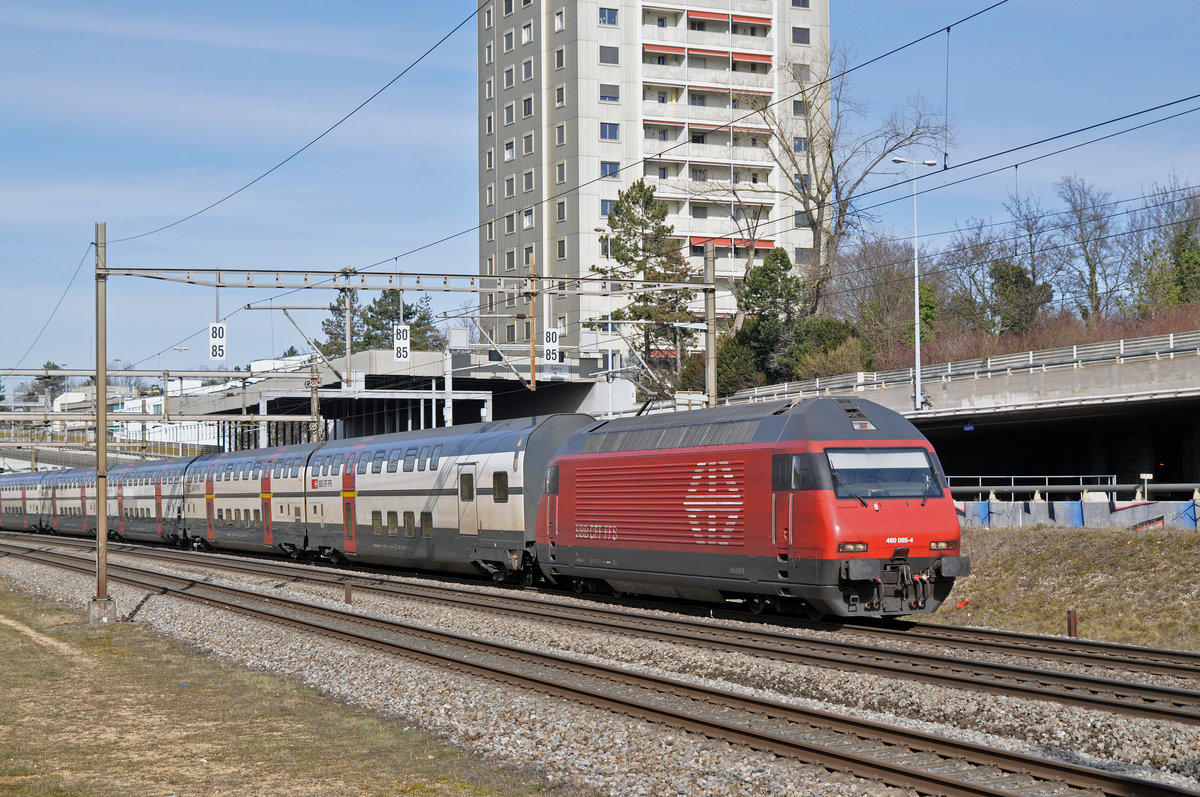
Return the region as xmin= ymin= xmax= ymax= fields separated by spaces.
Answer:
xmin=0 ymin=539 xmax=1192 ymax=797
xmin=6 ymin=532 xmax=1200 ymax=728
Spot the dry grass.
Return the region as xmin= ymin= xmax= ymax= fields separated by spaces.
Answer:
xmin=924 ymin=526 xmax=1200 ymax=650
xmin=0 ymin=581 xmax=583 ymax=797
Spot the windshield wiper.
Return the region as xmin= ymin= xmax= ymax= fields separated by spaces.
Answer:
xmin=832 ymin=470 xmax=867 ymax=507
xmin=921 ymin=474 xmax=934 ymax=506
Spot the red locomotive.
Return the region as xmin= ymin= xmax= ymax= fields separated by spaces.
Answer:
xmin=536 ymin=397 xmax=969 ymax=618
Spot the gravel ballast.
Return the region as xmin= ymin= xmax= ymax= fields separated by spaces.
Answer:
xmin=2 ymin=548 xmax=1198 ymax=796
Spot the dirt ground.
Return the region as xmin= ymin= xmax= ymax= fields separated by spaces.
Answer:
xmin=0 ymin=582 xmax=582 ymax=797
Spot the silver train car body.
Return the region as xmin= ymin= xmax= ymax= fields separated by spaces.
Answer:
xmin=0 ymin=414 xmax=591 ymax=581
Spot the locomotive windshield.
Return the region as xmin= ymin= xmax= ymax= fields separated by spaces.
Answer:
xmin=825 ymin=448 xmax=942 ymax=500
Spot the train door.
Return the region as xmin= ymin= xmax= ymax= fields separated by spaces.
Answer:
xmin=154 ymin=478 xmax=164 ymax=537
xmin=261 ymin=461 xmax=273 ymax=546
xmin=457 ymin=464 xmax=478 ymax=536
xmin=205 ymin=472 xmax=216 ymax=541
xmin=50 ymin=486 xmax=58 ymax=531
xmin=341 ymin=454 xmax=357 ymax=554
xmin=117 ymin=482 xmax=126 ymax=537
xmin=773 ymin=491 xmax=792 ymax=549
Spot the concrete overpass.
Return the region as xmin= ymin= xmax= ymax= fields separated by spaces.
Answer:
xmin=726 ymin=331 xmax=1200 ymax=488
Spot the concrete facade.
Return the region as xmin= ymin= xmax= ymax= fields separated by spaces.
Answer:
xmin=477 ymin=0 xmax=827 ymax=361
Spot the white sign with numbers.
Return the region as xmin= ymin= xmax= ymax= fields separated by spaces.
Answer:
xmin=542 ymin=329 xmax=560 ymax=364
xmin=393 ymin=324 xmax=411 ymax=361
xmin=208 ymin=322 xmax=227 ymax=361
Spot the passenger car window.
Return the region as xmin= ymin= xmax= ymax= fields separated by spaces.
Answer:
xmin=403 ymin=448 xmax=418 ymax=472
xmin=459 ymin=473 xmax=474 ymax=501
xmin=493 ymin=472 xmax=508 ymax=502
xmin=372 ymin=450 xmax=386 ymax=474
xmin=387 ymin=449 xmax=401 ymax=473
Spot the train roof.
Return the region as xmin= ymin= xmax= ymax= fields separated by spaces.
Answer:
xmin=558 ymin=397 xmax=926 ymax=456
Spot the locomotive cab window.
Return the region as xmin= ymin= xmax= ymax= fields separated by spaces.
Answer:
xmin=459 ymin=473 xmax=475 ymax=501
xmin=825 ymin=449 xmax=941 ymax=500
xmin=493 ymin=472 xmax=509 ymax=502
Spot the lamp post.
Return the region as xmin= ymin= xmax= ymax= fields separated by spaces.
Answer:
xmin=594 ymin=227 xmax=614 ymax=418
xmin=891 ymin=156 xmax=937 ymax=412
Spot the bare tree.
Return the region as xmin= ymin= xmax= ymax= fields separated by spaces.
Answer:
xmin=733 ymin=44 xmax=948 ymax=313
xmin=830 ymin=234 xmax=916 ymax=360
xmin=1056 ymin=176 xmax=1123 ymax=322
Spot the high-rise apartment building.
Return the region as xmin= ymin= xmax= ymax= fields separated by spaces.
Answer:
xmin=478 ymin=0 xmax=828 ymax=370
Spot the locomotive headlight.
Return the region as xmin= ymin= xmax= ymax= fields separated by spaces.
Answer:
xmin=929 ymin=540 xmax=957 ymax=551
xmin=838 ymin=542 xmax=868 ymax=553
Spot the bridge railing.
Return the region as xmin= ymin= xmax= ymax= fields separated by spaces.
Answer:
xmin=720 ymin=329 xmax=1200 ymax=405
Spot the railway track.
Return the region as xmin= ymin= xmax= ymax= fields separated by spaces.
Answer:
xmin=1 ymin=538 xmax=1193 ymax=797
xmin=6 ymin=532 xmax=1200 ymax=727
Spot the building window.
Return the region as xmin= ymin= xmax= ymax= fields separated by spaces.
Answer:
xmin=485 ymin=113 xmax=493 ymax=135
xmin=522 ymin=59 xmax=534 ymax=81
xmin=503 ymin=30 xmax=514 ymax=52
xmin=504 ymin=140 xmax=515 ymax=161
xmin=794 ymin=211 xmax=810 ymax=227
xmin=521 ymin=23 xmax=533 ymax=44
xmin=692 ymin=205 xmax=708 ymax=218
xmin=486 ymin=255 xmax=495 ymax=275
xmin=505 ymin=249 xmax=516 ymax=270
xmin=524 ymin=245 xmax=534 ymax=265
xmin=689 ymin=19 xmax=706 ymax=32
xmin=555 ymin=85 xmax=565 ymax=107
xmin=600 ymin=160 xmax=619 ymax=179
xmin=689 ymin=93 xmax=706 ymax=107
xmin=485 ymin=221 xmax=494 ymax=241
xmin=554 ymin=9 xmax=564 ymax=31
xmin=522 ymin=96 xmax=534 ymax=117
xmin=522 ymin=209 xmax=534 ymax=229
xmin=485 ymin=184 xmax=494 ymax=205
xmin=523 ymin=132 xmax=535 ymax=154
xmin=792 ymin=27 xmax=810 ymax=45
xmin=503 ymin=0 xmax=513 ymax=14
xmin=503 ymin=66 xmax=514 ymax=89
xmin=793 ymin=99 xmax=808 ymax=117
xmin=658 ymin=166 xmax=668 ymax=179
xmin=795 ymin=247 xmax=813 ymax=264
xmin=793 ymin=137 xmax=808 ymax=153
xmin=555 ymin=123 xmax=565 ymax=145
xmin=690 ymin=167 xmax=708 ymax=182
xmin=485 ymin=77 xmax=493 ymax=99
xmin=556 ymin=238 xmax=567 ymax=259
xmin=599 ymin=45 xmax=619 ymax=65
xmin=504 ymin=213 xmax=515 ymax=234
xmin=601 ymin=199 xmax=615 ymax=216
xmin=598 ymin=7 xmax=618 ymax=25
xmin=792 ymin=0 xmax=810 ymax=7
xmin=690 ymin=132 xmax=706 ymax=144
xmin=504 ymin=176 xmax=515 ymax=198
xmin=657 ymin=16 xmax=665 ymax=27
xmin=556 ymin=200 xmax=566 ymax=221
xmin=503 ymin=103 xmax=514 ymax=125
xmin=794 ymin=172 xmax=810 ymax=190
xmin=599 ymin=84 xmax=619 ymax=102
xmin=555 ymin=47 xmax=565 ymax=69
xmin=691 ymin=244 xmax=705 ymax=257
xmin=484 ymin=42 xmax=493 ymax=64
xmin=485 ymin=148 xmax=494 ymax=169
xmin=600 ymin=122 xmax=619 ymax=140
xmin=556 ymin=162 xmax=566 ymax=183
xmin=523 ymin=170 xmax=535 ymax=191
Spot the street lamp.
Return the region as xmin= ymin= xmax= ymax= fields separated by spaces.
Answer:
xmin=892 ymin=156 xmax=938 ymax=411
xmin=171 ymin=346 xmax=188 ymax=396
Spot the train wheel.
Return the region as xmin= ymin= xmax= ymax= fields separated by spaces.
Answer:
xmin=747 ymin=597 xmax=770 ymax=615
xmin=571 ymin=578 xmax=587 ymax=594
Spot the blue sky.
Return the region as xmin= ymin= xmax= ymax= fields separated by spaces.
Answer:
xmin=1 ymin=1 xmax=1197 ymax=381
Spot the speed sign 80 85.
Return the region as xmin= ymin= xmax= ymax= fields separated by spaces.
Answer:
xmin=209 ymin=322 xmax=227 ymax=361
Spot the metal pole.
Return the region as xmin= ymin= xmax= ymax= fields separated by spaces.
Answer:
xmin=344 ymin=288 xmax=352 ymax=390
xmin=90 ymin=222 xmax=114 ymax=625
xmin=705 ymin=242 xmax=717 ymax=408
xmin=529 ymin=253 xmax=537 ymax=392
xmin=911 ymin=160 xmax=922 ymax=412
xmin=443 ymin=348 xmax=454 ymax=427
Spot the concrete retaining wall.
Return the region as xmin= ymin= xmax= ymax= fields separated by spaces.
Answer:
xmin=956 ymin=500 xmax=1198 ymax=530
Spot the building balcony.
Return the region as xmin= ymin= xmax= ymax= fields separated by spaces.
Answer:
xmin=641 ymin=25 xmax=687 ymax=44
